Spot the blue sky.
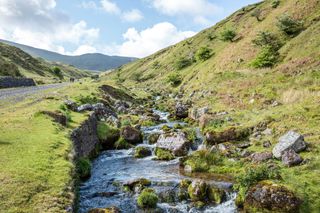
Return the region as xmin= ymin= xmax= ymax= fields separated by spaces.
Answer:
xmin=0 ymin=0 xmax=261 ymax=57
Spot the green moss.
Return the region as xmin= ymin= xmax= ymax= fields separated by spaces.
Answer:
xmin=148 ymin=133 xmax=160 ymax=144
xmin=76 ymin=158 xmax=91 ymax=180
xmin=137 ymin=188 xmax=159 ymax=209
xmin=208 ymin=185 xmax=225 ymax=204
xmin=161 ymin=125 xmax=171 ymax=132
xmin=183 ymin=150 xmax=223 ymax=173
xmin=134 ymin=147 xmax=152 ymax=158
xmin=97 ymin=122 xmax=120 ymax=149
xmin=155 ymin=148 xmax=175 ymax=161
xmin=114 ymin=137 xmax=133 ymax=150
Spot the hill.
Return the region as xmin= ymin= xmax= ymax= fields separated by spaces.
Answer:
xmin=0 ymin=42 xmax=92 ymax=83
xmin=103 ymin=0 xmax=320 ymax=211
xmin=0 ymin=39 xmax=137 ymax=71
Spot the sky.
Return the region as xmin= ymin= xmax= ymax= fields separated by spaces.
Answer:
xmin=0 ymin=0 xmax=261 ymax=58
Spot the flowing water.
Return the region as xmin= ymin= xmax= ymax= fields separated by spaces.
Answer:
xmin=78 ymin=110 xmax=237 ymax=213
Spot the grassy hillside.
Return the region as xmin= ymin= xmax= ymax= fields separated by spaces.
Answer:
xmin=103 ymin=0 xmax=320 ymax=211
xmin=0 ymin=42 xmax=92 ymax=84
xmin=0 ymin=39 xmax=137 ymax=72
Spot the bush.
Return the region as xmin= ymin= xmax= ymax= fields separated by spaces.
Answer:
xmin=277 ymin=14 xmax=303 ymax=36
xmin=251 ymin=46 xmax=279 ymax=68
xmin=175 ymin=57 xmax=192 ymax=70
xmin=196 ymin=47 xmax=213 ymax=62
xmin=131 ymin=73 xmax=142 ymax=82
xmin=52 ymin=67 xmax=63 ymax=79
xmin=76 ymin=158 xmax=91 ymax=179
xmin=137 ymin=188 xmax=159 ymax=209
xmin=271 ymin=0 xmax=280 ymax=8
xmin=220 ymin=29 xmax=237 ymax=42
xmin=234 ymin=164 xmax=281 ymax=204
xmin=167 ymin=73 xmax=182 ymax=87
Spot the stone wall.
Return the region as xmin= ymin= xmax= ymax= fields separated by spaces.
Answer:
xmin=0 ymin=76 xmax=36 ymax=88
xmin=71 ymin=113 xmax=100 ymax=159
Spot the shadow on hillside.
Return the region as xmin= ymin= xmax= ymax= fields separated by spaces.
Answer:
xmin=0 ymin=140 xmax=11 ymax=146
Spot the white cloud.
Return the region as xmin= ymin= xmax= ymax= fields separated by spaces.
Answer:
xmin=100 ymin=0 xmax=120 ymax=14
xmin=107 ymin=22 xmax=196 ymax=58
xmin=0 ymin=0 xmax=100 ymax=55
xmin=69 ymin=44 xmax=97 ymax=56
xmin=122 ymin=9 xmax=144 ymax=22
xmin=150 ymin=0 xmax=222 ymax=25
xmin=80 ymin=1 xmax=98 ymax=10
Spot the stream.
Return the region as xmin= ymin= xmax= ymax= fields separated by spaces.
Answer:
xmin=78 ymin=110 xmax=237 ymax=213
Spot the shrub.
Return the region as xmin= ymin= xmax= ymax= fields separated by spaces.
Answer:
xmin=207 ymin=34 xmax=216 ymax=41
xmin=167 ymin=73 xmax=182 ymax=86
xmin=131 ymin=73 xmax=142 ymax=82
xmin=234 ymin=164 xmax=281 ymax=204
xmin=137 ymin=188 xmax=159 ymax=208
xmin=271 ymin=0 xmax=280 ymax=8
xmin=252 ymin=31 xmax=282 ymax=50
xmin=175 ymin=57 xmax=192 ymax=70
xmin=196 ymin=47 xmax=213 ymax=62
xmin=220 ymin=29 xmax=237 ymax=42
xmin=251 ymin=46 xmax=279 ymax=68
xmin=76 ymin=158 xmax=91 ymax=179
xmin=52 ymin=67 xmax=63 ymax=79
xmin=277 ymin=14 xmax=303 ymax=36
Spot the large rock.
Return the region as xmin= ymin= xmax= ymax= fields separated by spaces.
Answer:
xmin=92 ymin=103 xmax=117 ymax=120
xmin=188 ymin=180 xmax=208 ymax=202
xmin=156 ymin=132 xmax=190 ymax=156
xmin=64 ymin=100 xmax=77 ymax=111
xmin=77 ymin=104 xmax=93 ymax=112
xmin=205 ymin=127 xmax=251 ymax=145
xmin=244 ymin=181 xmax=301 ymax=212
xmin=88 ymin=207 xmax=120 ymax=213
xmin=272 ymin=131 xmax=306 ymax=158
xmin=120 ymin=126 xmax=143 ymax=145
xmin=281 ymin=149 xmax=303 ymax=167
xmin=175 ymin=102 xmax=189 ymax=119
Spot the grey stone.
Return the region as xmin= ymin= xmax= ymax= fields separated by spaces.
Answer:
xmin=281 ymin=149 xmax=303 ymax=167
xmin=250 ymin=152 xmax=273 ymax=163
xmin=77 ymin=104 xmax=93 ymax=112
xmin=0 ymin=76 xmax=36 ymax=88
xmin=156 ymin=132 xmax=190 ymax=156
xmin=175 ymin=102 xmax=189 ymax=119
xmin=64 ymin=100 xmax=77 ymax=111
xmin=272 ymin=131 xmax=306 ymax=158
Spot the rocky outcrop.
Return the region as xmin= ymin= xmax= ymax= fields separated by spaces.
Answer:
xmin=71 ymin=113 xmax=99 ymax=158
xmin=244 ymin=181 xmax=301 ymax=212
xmin=156 ymin=132 xmax=190 ymax=156
xmin=0 ymin=76 xmax=36 ymax=88
xmin=205 ymin=127 xmax=251 ymax=145
xmin=175 ymin=102 xmax=189 ymax=119
xmin=272 ymin=131 xmax=306 ymax=158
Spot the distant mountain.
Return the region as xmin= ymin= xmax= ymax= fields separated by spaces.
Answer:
xmin=0 ymin=39 xmax=137 ymax=71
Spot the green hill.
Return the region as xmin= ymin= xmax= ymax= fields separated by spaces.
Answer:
xmin=103 ymin=0 xmax=320 ymax=211
xmin=0 ymin=42 xmax=92 ymax=83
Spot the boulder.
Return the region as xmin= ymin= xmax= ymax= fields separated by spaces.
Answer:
xmin=92 ymin=103 xmax=117 ymax=120
xmin=64 ymin=100 xmax=77 ymax=111
xmin=120 ymin=126 xmax=143 ymax=145
xmin=148 ymin=133 xmax=160 ymax=145
xmin=208 ymin=184 xmax=226 ymax=204
xmin=272 ymin=131 xmax=306 ymax=158
xmin=250 ymin=152 xmax=273 ymax=163
xmin=188 ymin=181 xmax=207 ymax=202
xmin=88 ymin=207 xmax=120 ymax=213
xmin=205 ymin=127 xmax=251 ymax=145
xmin=156 ymin=132 xmax=190 ymax=156
xmin=77 ymin=104 xmax=93 ymax=112
xmin=244 ymin=181 xmax=301 ymax=212
xmin=123 ymin=178 xmax=151 ymax=191
xmin=281 ymin=149 xmax=303 ymax=167
xmin=175 ymin=102 xmax=189 ymax=119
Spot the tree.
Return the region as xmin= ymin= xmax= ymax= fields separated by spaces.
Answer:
xmin=277 ymin=14 xmax=303 ymax=36
xmin=52 ymin=67 xmax=63 ymax=79
xmin=252 ymin=31 xmax=282 ymax=50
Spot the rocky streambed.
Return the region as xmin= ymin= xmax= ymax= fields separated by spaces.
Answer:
xmin=78 ymin=110 xmax=237 ymax=213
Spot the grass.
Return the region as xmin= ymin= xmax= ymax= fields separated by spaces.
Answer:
xmin=0 ymin=79 xmax=100 ymax=212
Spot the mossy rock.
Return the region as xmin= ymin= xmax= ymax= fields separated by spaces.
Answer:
xmin=208 ymin=185 xmax=225 ymax=204
xmin=148 ymin=133 xmax=160 ymax=145
xmin=155 ymin=147 xmax=175 ymax=161
xmin=124 ymin=178 xmax=152 ymax=191
xmin=76 ymin=157 xmax=91 ymax=180
xmin=88 ymin=207 xmax=120 ymax=213
xmin=188 ymin=181 xmax=208 ymax=202
xmin=114 ymin=137 xmax=134 ymax=149
xmin=244 ymin=181 xmax=301 ymax=212
xmin=161 ymin=125 xmax=171 ymax=132
xmin=178 ymin=179 xmax=192 ymax=201
xmin=134 ymin=146 xmax=152 ymax=158
xmin=137 ymin=188 xmax=159 ymax=209
xmin=205 ymin=127 xmax=251 ymax=145
xmin=97 ymin=122 xmax=120 ymax=149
